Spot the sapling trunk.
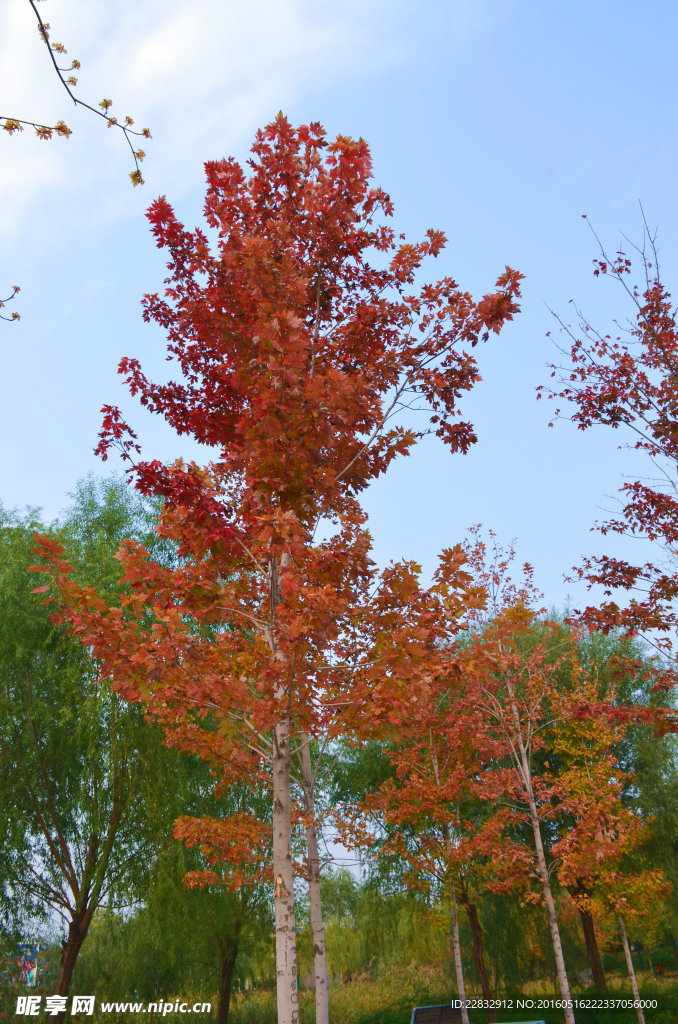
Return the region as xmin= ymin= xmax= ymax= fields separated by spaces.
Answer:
xmin=299 ymin=733 xmax=329 ymax=1024
xmin=268 ymin=553 xmax=300 ymax=1024
xmin=457 ymin=882 xmax=495 ymax=1021
xmin=273 ymin=715 xmax=299 ymax=1024
xmin=450 ymin=889 xmax=469 ymax=1024
xmin=506 ymin=679 xmax=575 ymax=1024
xmin=434 ymin=743 xmax=470 ymax=1024
xmin=617 ymin=912 xmax=645 ymax=1024
xmin=526 ymin=794 xmax=575 ymax=1024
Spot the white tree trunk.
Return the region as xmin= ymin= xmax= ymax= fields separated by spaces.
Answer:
xmin=526 ymin=795 xmax=575 ymax=1024
xmin=450 ymin=889 xmax=469 ymax=1024
xmin=505 ymin=681 xmax=575 ymax=1024
xmin=617 ymin=912 xmax=645 ymax=1024
xmin=268 ymin=553 xmax=300 ymax=1024
xmin=273 ymin=716 xmax=299 ymax=1024
xmin=299 ymin=734 xmax=329 ymax=1024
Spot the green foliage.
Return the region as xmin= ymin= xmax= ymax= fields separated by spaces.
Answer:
xmin=0 ymin=478 xmax=171 ymax=970
xmin=73 ymin=774 xmax=274 ymax=1004
xmin=72 ymin=848 xmax=264 ymax=1001
xmin=228 ymin=962 xmax=452 ymax=1024
xmin=71 ymin=743 xmax=273 ymax=1019
xmin=289 ymin=869 xmax=455 ymax=1005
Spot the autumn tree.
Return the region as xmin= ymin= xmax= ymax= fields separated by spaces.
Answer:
xmin=35 ymin=115 xmax=522 ymax=1024
xmin=330 ymin=550 xmax=494 ymax=1020
xmin=452 ymin=608 xmax=584 ymax=1024
xmin=542 ymin=219 xmax=678 ymax=697
xmin=446 ymin=595 xmax=676 ymax=1021
xmin=455 ymin=528 xmax=672 ymax=995
xmin=564 ymin=629 xmax=678 ymax=986
xmin=551 ymin=697 xmax=670 ymax=1024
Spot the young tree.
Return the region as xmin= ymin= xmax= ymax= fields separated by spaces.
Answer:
xmin=0 ymin=479 xmax=165 ymax=1015
xmin=453 ymin=608 xmax=580 ymax=1024
xmin=452 ymin=600 xmax=675 ymax=1022
xmin=552 ymin=676 xmax=672 ymax=1024
xmin=352 ymin=555 xmax=481 ymax=1019
xmin=564 ymin=628 xmax=678 ymax=988
xmin=335 ymin=552 xmax=492 ymax=1019
xmin=35 ymin=115 xmax=522 ymax=1024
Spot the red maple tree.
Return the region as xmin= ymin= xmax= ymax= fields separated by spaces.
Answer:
xmin=542 ymin=222 xmax=678 ymax=714
xmin=34 ymin=115 xmax=522 ymax=1024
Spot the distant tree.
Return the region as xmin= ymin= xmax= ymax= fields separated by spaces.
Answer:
xmin=0 ymin=479 xmax=165 ymax=1015
xmin=74 ymin=767 xmax=273 ymax=1024
xmin=542 ymin=218 xmax=678 ymax=701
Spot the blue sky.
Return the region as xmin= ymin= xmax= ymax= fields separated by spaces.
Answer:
xmin=1 ymin=0 xmax=677 ymax=611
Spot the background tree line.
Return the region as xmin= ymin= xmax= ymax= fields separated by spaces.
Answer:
xmin=1 ymin=478 xmax=677 ymax=1024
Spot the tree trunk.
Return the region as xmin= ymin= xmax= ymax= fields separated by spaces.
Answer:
xmin=217 ymin=943 xmax=238 ymax=1024
xmin=566 ymin=882 xmax=606 ymax=990
xmin=525 ymin=790 xmax=575 ymax=1024
xmin=457 ymin=882 xmax=495 ymax=1022
xmin=273 ymin=715 xmax=299 ymax=1024
xmin=299 ymin=734 xmax=329 ymax=1024
xmin=216 ymin=913 xmax=243 ymax=1024
xmin=577 ymin=903 xmax=607 ymax=990
xmin=617 ymin=912 xmax=645 ymax=1024
xmin=450 ymin=890 xmax=469 ymax=1024
xmin=53 ymin=911 xmax=91 ymax=1022
xmin=528 ymin=801 xmax=576 ymax=1022
xmin=506 ymin=682 xmax=575 ymax=1024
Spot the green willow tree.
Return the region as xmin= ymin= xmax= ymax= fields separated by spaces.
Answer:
xmin=0 ymin=478 xmax=166 ymax=1008
xmin=74 ymin=801 xmax=272 ymax=1024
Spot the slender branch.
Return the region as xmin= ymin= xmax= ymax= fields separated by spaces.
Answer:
xmin=2 ymin=1 xmax=151 ymax=186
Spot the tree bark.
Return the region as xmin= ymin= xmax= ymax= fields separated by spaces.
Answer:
xmin=433 ymin=747 xmax=470 ymax=1024
xmin=299 ymin=733 xmax=329 ymax=1024
xmin=617 ymin=912 xmax=645 ymax=1024
xmin=579 ymin=906 xmax=607 ymax=989
xmin=53 ymin=910 xmax=92 ymax=1022
xmin=566 ymin=881 xmax=607 ymax=989
xmin=457 ymin=882 xmax=495 ymax=1022
xmin=217 ymin=942 xmax=238 ymax=1024
xmin=269 ymin=554 xmax=299 ymax=1024
xmin=526 ymin=797 xmax=575 ymax=1024
xmin=566 ymin=885 xmax=607 ymax=991
xmin=273 ymin=715 xmax=299 ymax=1024
xmin=450 ymin=889 xmax=469 ymax=1024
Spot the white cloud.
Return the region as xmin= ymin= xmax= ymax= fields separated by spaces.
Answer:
xmin=0 ymin=0 xmax=407 ymax=248
xmin=0 ymin=0 xmax=517 ymax=257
